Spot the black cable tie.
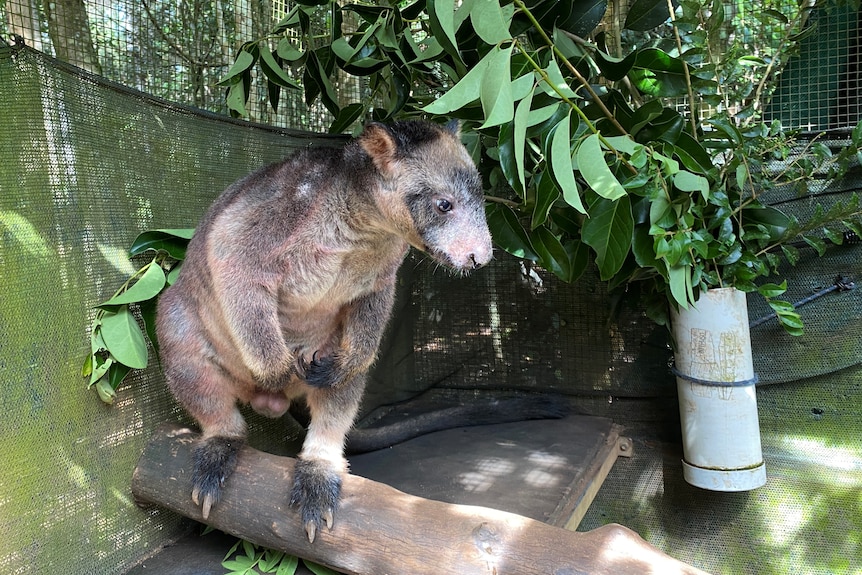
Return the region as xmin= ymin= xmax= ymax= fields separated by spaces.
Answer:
xmin=670 ymin=365 xmax=759 ymax=387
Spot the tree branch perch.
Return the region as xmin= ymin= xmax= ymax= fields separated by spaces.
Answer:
xmin=132 ymin=424 xmax=711 ymax=575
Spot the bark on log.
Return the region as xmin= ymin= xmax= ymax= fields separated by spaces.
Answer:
xmin=133 ymin=424 xmax=710 ymax=575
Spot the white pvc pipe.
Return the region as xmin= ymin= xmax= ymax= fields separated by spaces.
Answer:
xmin=671 ymin=287 xmax=767 ymax=491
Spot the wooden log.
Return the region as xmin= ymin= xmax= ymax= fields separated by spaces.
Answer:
xmin=132 ymin=424 xmax=710 ymax=575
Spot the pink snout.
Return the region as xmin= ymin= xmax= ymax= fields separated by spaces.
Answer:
xmin=447 ymin=229 xmax=493 ymax=270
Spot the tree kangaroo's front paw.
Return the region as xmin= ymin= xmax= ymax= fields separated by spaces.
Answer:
xmin=191 ymin=436 xmax=244 ymax=520
xmin=289 ymin=458 xmax=342 ymax=543
xmin=299 ymin=351 xmax=339 ymax=388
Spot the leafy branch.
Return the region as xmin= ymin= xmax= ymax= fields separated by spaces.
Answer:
xmin=220 ymin=537 xmax=337 ymax=575
xmin=83 ymin=229 xmax=192 ymax=403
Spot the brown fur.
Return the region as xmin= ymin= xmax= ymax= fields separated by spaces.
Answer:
xmin=155 ymin=120 xmax=492 ymax=541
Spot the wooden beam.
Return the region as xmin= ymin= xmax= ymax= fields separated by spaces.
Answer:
xmin=132 ymin=424 xmax=711 ymax=575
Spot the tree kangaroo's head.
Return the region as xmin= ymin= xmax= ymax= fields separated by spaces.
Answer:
xmin=359 ymin=120 xmax=493 ymax=272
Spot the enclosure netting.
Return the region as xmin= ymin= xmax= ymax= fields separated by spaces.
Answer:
xmin=1 ymin=0 xmax=363 ymax=131
xmin=0 ymin=45 xmax=340 ymax=574
xmin=0 ymin=3 xmax=861 ymax=575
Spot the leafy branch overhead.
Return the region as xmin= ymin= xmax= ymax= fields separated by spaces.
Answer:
xmin=222 ymin=0 xmax=862 ymax=334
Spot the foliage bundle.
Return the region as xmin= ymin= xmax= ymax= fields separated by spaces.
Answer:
xmin=219 ymin=0 xmax=862 ymax=330
xmin=83 ymin=229 xmax=191 ymax=402
xmin=220 ymin=537 xmax=338 ymax=575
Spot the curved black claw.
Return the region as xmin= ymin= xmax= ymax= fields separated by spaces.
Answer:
xmin=289 ymin=458 xmax=342 ymax=542
xmin=301 ymin=351 xmax=339 ymax=388
xmin=191 ymin=436 xmax=243 ymax=519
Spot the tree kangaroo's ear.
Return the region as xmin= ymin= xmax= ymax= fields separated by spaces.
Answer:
xmin=359 ymin=122 xmax=398 ymax=175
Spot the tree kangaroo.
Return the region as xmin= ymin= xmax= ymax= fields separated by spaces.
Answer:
xmin=156 ymin=120 xmax=493 ymax=542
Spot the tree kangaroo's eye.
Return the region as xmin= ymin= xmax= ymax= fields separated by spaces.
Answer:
xmin=435 ymin=198 xmax=453 ymax=213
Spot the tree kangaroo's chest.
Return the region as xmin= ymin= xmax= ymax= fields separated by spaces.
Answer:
xmin=276 ymin=240 xmax=405 ymax=346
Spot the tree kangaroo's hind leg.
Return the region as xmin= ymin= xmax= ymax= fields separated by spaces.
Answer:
xmin=167 ymin=360 xmax=248 ymax=520
xmin=290 ymin=378 xmax=365 ymax=542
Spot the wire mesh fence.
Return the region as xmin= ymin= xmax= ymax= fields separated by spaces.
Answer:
xmin=0 ymin=0 xmax=362 ymax=130
xmin=1 ymin=0 xmax=860 ymax=132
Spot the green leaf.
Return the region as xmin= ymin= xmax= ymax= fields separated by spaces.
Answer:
xmin=705 ymin=116 xmax=742 ymax=145
xmin=304 ymin=50 xmax=340 ymax=115
xmin=744 ymin=206 xmax=791 ymax=241
xmin=218 ymin=49 xmax=256 ymax=86
xmin=94 ymin=378 xmax=117 ymax=403
xmin=757 ymin=281 xmax=787 ymax=299
xmin=760 ymin=8 xmax=789 ymax=24
xmin=486 ymin=203 xmax=538 ymax=260
xmin=259 ymin=549 xmax=284 ymax=572
xmin=277 ymin=38 xmax=304 ymax=61
xmin=513 ymin=84 xmax=533 ymax=194
xmin=555 ymin=0 xmax=608 ymax=36
xmin=531 ymin=171 xmax=560 ymax=229
xmin=497 ymin=121 xmax=520 ymax=194
xmin=581 ymin=195 xmax=633 ymax=280
xmin=275 ymin=555 xmax=299 ymax=575
xmin=802 ymin=235 xmax=827 ymax=256
xmin=423 ymin=45 xmax=505 ymax=114
xmin=649 ymin=195 xmax=674 ymax=228
xmin=88 ymin=351 xmax=112 ymax=388
xmin=329 ymin=103 xmax=365 ymax=134
xmin=673 ymin=170 xmax=709 ymax=200
xmin=129 ymin=229 xmax=193 ymax=258
xmin=577 ymin=134 xmax=626 ymax=201
xmin=673 ymin=132 xmax=713 ymax=174
xmin=532 ymin=227 xmax=572 ymax=281
xmin=272 ymin=5 xmax=305 ymax=33
xmin=632 ymin=224 xmax=658 ymax=267
xmin=88 ymin=328 xmax=110 ymax=385
xmin=667 ymin=263 xmax=690 ymax=308
xmin=563 ymin=238 xmax=590 ymax=283
xmin=823 ymin=227 xmax=844 ymax=245
xmin=479 ymin=45 xmax=515 ymax=128
xmin=552 ymin=26 xmax=583 ymax=59
xmin=221 ymin=560 xmax=253 ymax=571
xmin=139 ymin=297 xmax=161 ymax=357
xmin=539 ymin=58 xmax=577 ymax=99
xmin=769 ymin=299 xmax=804 ymax=336
xmin=107 ymin=361 xmax=133 ymax=391
xmin=526 ymin=103 xmax=562 ymax=128
xmin=259 ymin=45 xmax=300 ymax=89
xmin=82 ymin=350 xmax=93 ymax=378
xmin=100 ymin=262 xmax=166 ymax=307
xmin=510 ymin=73 xmax=534 ymax=101
xmin=629 ymin=48 xmax=688 ymax=97
xmin=852 ymin=118 xmax=862 ymax=147
xmin=241 ymin=539 xmax=257 ymax=560
xmin=602 ymin=135 xmax=641 ymax=156
xmin=470 ymin=0 xmax=514 ymax=44
xmin=594 ymin=49 xmax=638 ymax=81
xmin=303 ymin=560 xmax=340 ymax=575
xmin=226 ymin=81 xmax=248 ymax=117
xmin=549 ymin=116 xmax=585 ymax=213
xmin=100 ymin=306 xmax=149 ymax=369
xmin=781 ymin=244 xmax=800 ymax=266
xmin=428 ymin=0 xmax=461 ymax=60
xmin=167 ymin=262 xmax=182 ymax=285
xmin=637 ymin=108 xmax=684 ymax=144
xmin=625 ymin=0 xmax=675 ymax=31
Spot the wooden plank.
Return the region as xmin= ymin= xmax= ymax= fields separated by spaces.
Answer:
xmin=551 ymin=424 xmax=633 ymax=530
xmin=349 ymin=415 xmax=624 ymax=525
xmin=132 ymin=423 xmax=711 ymax=575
